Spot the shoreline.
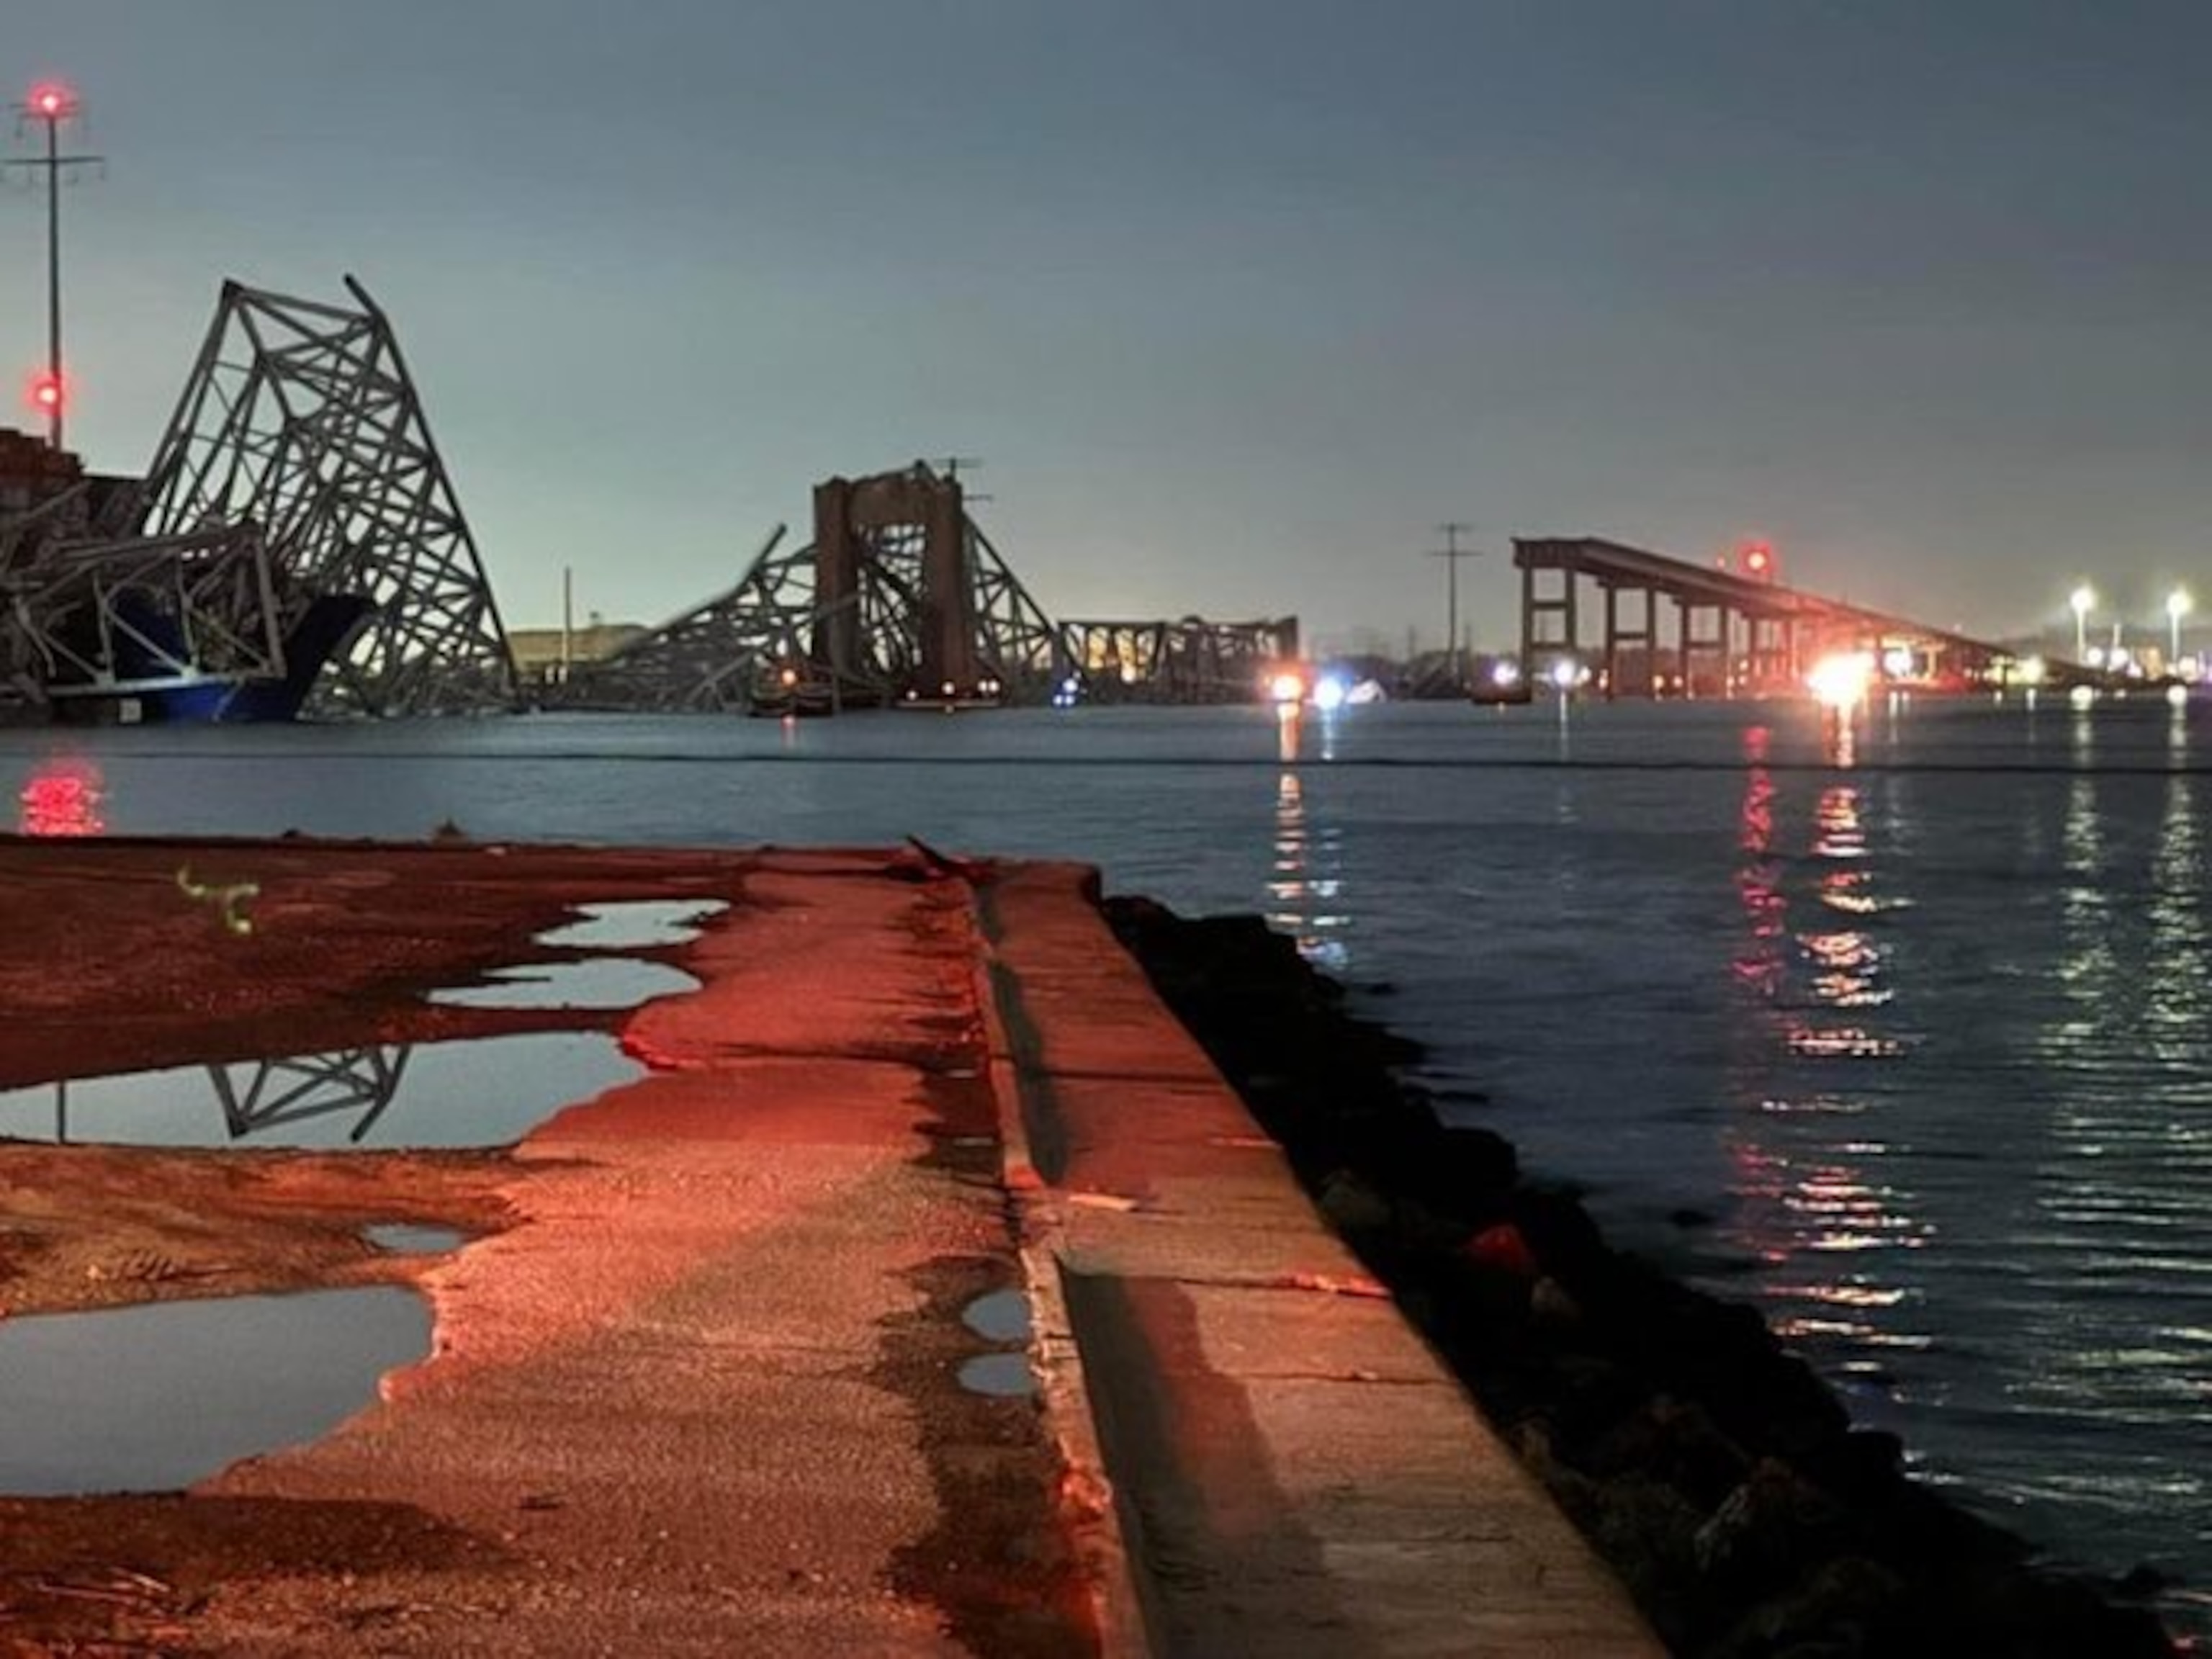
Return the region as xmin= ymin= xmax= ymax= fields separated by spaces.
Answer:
xmin=0 ymin=830 xmax=2182 ymax=1654
xmin=1104 ymin=895 xmax=2180 ymax=1658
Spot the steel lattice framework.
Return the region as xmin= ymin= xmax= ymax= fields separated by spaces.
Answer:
xmin=567 ymin=463 xmax=1066 ymax=711
xmin=132 ymin=276 xmax=518 ymax=715
xmin=562 ymin=526 xmax=814 ymax=711
xmin=7 ymin=523 xmax=286 ymax=706
xmin=565 ymin=462 xmax=1298 ymax=711
xmin=1057 ymin=616 xmax=1301 ymax=703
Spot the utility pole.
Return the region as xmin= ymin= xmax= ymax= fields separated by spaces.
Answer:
xmin=6 ymin=81 xmax=102 ymax=450
xmin=1429 ymin=522 xmax=1483 ymax=691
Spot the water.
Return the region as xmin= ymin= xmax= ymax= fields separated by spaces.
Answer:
xmin=962 ymin=1288 xmax=1034 ymax=1344
xmin=956 ymin=1353 xmax=1039 ymax=1398
xmin=0 ymin=1288 xmax=429 ymax=1493
xmin=0 ymin=1032 xmax=642 ymax=1148
xmin=5 ymin=696 xmax=2209 ymax=1600
xmin=361 ymin=1223 xmax=469 ymax=1254
xmin=426 ymin=958 xmax=699 ymax=1010
xmin=534 ymin=899 xmax=729 ymax=950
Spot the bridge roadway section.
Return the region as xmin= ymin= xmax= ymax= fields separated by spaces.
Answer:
xmin=1514 ymin=535 xmax=2029 ymax=694
xmin=12 ymin=837 xmax=1659 ymax=1655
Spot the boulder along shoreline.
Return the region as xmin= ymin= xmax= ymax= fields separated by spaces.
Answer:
xmin=1104 ymin=896 xmax=2179 ymax=1659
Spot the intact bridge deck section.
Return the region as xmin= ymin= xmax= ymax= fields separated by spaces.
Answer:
xmin=1516 ymin=536 xmax=2036 ymax=698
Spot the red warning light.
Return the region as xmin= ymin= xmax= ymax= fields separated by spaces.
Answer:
xmin=27 ymin=369 xmax=64 ymax=415
xmin=26 ymin=81 xmax=73 ymax=120
xmin=1740 ymin=540 xmax=1776 ymax=582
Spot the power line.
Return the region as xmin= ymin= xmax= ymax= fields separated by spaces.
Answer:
xmin=1428 ymin=521 xmax=1485 ymax=688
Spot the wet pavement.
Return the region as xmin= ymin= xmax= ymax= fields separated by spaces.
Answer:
xmin=0 ymin=837 xmax=1659 ymax=1655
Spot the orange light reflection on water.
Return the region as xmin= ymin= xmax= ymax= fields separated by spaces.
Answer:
xmin=1722 ymin=724 xmax=1927 ymax=1372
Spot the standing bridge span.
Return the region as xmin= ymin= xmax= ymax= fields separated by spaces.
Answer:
xmin=1516 ymin=536 xmax=2034 ymax=698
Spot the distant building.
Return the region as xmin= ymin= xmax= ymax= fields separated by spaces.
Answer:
xmin=509 ymin=621 xmax=649 ymax=688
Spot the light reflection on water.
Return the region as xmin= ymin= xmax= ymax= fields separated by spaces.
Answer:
xmin=1716 ymin=705 xmax=2212 ymax=1603
xmin=4 ymin=698 xmax=2212 ymax=1603
xmin=1266 ymin=766 xmax=1351 ymax=972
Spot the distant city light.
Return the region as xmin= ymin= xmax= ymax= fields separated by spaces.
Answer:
xmin=1881 ymin=647 xmax=1914 ymax=678
xmin=1268 ymin=670 xmax=1305 ymax=706
xmin=1310 ymin=673 xmax=1349 ymax=713
xmin=2018 ymin=656 xmax=2048 ymax=686
xmin=1490 ymin=660 xmax=1521 ymax=688
xmin=1548 ymin=657 xmax=1579 ymax=691
xmin=2069 ymin=583 xmax=2095 ymax=663
xmin=2069 ymin=685 xmax=2097 ymax=710
xmin=2167 ymin=683 xmax=2190 ymax=710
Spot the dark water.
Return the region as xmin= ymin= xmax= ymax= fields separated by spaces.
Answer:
xmin=5 ymin=696 xmax=2209 ymax=1610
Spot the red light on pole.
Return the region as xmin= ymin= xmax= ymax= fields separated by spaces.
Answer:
xmin=9 ymin=78 xmax=97 ymax=449
xmin=1740 ymin=539 xmax=1776 ymax=582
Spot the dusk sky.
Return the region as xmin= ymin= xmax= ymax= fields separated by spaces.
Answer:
xmin=7 ymin=2 xmax=2210 ymax=652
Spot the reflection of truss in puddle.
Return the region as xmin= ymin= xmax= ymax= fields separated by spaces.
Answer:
xmin=210 ymin=1047 xmax=412 ymax=1143
xmin=5 ymin=1031 xmax=642 ymax=1150
xmin=38 ymin=1048 xmax=410 ymax=1144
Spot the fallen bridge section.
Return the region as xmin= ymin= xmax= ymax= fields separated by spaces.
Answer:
xmin=557 ymin=460 xmax=1301 ymax=714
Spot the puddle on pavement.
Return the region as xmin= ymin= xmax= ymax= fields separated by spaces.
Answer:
xmin=426 ymin=958 xmax=698 ymax=1010
xmin=956 ymin=1353 xmax=1038 ymax=1398
xmin=961 ymin=1288 xmax=1033 ymax=1344
xmin=534 ymin=899 xmax=729 ymax=950
xmin=0 ymin=1031 xmax=642 ymax=1149
xmin=0 ymin=1287 xmax=430 ymax=1495
xmin=362 ymin=1223 xmax=468 ymax=1254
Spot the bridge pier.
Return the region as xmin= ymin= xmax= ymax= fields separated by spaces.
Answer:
xmin=1600 ymin=584 xmax=1659 ymax=699
xmin=1520 ymin=562 xmax=1578 ymax=675
xmin=1513 ymin=536 xmax=2021 ymax=702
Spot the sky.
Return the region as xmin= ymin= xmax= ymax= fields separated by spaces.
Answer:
xmin=4 ymin=1 xmax=2210 ymax=652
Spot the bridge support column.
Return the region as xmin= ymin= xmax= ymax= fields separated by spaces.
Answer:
xmin=917 ymin=477 xmax=976 ymax=694
xmin=1680 ymin=602 xmax=1733 ymax=698
xmin=1521 ymin=564 xmax=1578 ymax=670
xmin=1748 ymin=613 xmax=1794 ymax=693
xmin=811 ymin=479 xmax=863 ymax=680
xmin=1602 ymin=584 xmax=1657 ymax=699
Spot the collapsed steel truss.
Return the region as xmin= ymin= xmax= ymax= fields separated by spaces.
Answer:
xmin=133 ymin=277 xmax=517 ymax=714
xmin=1057 ymin=616 xmax=1300 ymax=704
xmin=565 ymin=461 xmax=1292 ymax=711
xmin=0 ymin=276 xmax=517 ymax=719
xmin=9 ymin=523 xmax=286 ymax=705
xmin=570 ymin=462 xmax=1066 ymax=710
xmin=557 ymin=525 xmax=811 ymax=712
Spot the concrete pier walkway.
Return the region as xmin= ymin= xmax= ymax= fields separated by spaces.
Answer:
xmin=0 ymin=839 xmax=1658 ymax=1655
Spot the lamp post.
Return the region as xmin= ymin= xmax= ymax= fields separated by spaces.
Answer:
xmin=2165 ymin=587 xmax=2191 ymax=670
xmin=2069 ymin=584 xmax=2095 ymax=665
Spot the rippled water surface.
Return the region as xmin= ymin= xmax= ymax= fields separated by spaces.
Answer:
xmin=6 ymin=696 xmax=2209 ymax=1604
